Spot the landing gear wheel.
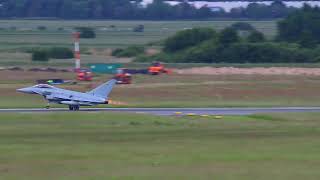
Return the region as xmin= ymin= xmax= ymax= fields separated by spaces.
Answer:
xmin=45 ymin=103 xmax=50 ymax=109
xmin=69 ymin=105 xmax=80 ymax=111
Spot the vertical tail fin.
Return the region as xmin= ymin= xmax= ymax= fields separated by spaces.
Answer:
xmin=86 ymin=79 xmax=116 ymax=98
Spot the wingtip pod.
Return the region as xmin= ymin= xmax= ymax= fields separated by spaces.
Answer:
xmin=87 ymin=79 xmax=117 ymax=98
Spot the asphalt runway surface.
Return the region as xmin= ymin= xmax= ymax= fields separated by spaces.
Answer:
xmin=1 ymin=107 xmax=320 ymax=116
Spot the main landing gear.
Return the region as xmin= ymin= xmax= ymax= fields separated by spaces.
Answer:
xmin=46 ymin=102 xmax=50 ymax=109
xmin=69 ymin=105 xmax=80 ymax=111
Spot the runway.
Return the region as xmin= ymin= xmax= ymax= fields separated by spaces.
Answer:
xmin=1 ymin=107 xmax=320 ymax=116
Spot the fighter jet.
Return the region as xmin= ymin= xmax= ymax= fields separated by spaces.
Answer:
xmin=17 ymin=79 xmax=116 ymax=111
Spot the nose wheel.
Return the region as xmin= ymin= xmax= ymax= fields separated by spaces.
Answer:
xmin=69 ymin=105 xmax=80 ymax=111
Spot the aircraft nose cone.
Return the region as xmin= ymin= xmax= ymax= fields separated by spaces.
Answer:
xmin=17 ymin=88 xmax=32 ymax=93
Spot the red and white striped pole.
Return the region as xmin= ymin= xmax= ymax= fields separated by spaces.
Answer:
xmin=73 ymin=32 xmax=81 ymax=70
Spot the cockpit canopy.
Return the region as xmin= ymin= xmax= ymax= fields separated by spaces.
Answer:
xmin=33 ymin=84 xmax=55 ymax=89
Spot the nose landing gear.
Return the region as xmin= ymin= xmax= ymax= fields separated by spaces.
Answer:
xmin=69 ymin=105 xmax=80 ymax=111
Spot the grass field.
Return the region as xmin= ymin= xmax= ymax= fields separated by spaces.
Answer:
xmin=0 ymin=20 xmax=277 ymax=49
xmin=0 ymin=20 xmax=277 ymax=66
xmin=2 ymin=70 xmax=320 ymax=108
xmin=0 ymin=112 xmax=319 ymax=179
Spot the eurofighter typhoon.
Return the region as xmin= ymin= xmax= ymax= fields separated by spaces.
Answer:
xmin=17 ymin=79 xmax=116 ymax=111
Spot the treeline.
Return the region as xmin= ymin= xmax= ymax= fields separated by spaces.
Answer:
xmin=136 ymin=5 xmax=320 ymax=63
xmin=167 ymin=0 xmax=317 ymax=1
xmin=0 ymin=0 xmax=298 ymax=19
xmin=31 ymin=47 xmax=74 ymax=62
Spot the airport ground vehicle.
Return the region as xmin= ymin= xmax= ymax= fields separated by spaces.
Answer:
xmin=76 ymin=69 xmax=93 ymax=81
xmin=114 ymin=68 xmax=132 ymax=84
xmin=148 ymin=62 xmax=170 ymax=75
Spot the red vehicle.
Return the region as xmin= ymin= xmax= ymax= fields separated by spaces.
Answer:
xmin=114 ymin=68 xmax=132 ymax=84
xmin=148 ymin=61 xmax=170 ymax=75
xmin=76 ymin=69 xmax=93 ymax=81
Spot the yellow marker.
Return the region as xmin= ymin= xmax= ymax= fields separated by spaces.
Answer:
xmin=175 ymin=112 xmax=182 ymax=115
xmin=214 ymin=116 xmax=223 ymax=119
xmin=187 ymin=113 xmax=196 ymax=116
xmin=200 ymin=115 xmax=209 ymax=117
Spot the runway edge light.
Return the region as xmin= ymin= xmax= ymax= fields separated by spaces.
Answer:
xmin=187 ymin=113 xmax=196 ymax=116
xmin=200 ymin=115 xmax=209 ymax=117
xmin=174 ymin=112 xmax=183 ymax=115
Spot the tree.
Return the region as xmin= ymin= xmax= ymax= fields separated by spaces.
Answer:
xmin=32 ymin=50 xmax=49 ymax=62
xmin=173 ymin=2 xmax=197 ymax=19
xmin=218 ymin=27 xmax=239 ymax=46
xmin=88 ymin=0 xmax=103 ymax=18
xmin=196 ymin=6 xmax=213 ymax=18
xmin=145 ymin=0 xmax=173 ymax=19
xmin=245 ymin=3 xmax=270 ymax=19
xmin=59 ymin=0 xmax=74 ymax=19
xmin=0 ymin=0 xmax=300 ymax=19
xmin=277 ymin=5 xmax=320 ymax=48
xmin=247 ymin=31 xmax=265 ymax=43
xmin=164 ymin=28 xmax=217 ymax=52
xmin=40 ymin=0 xmax=60 ymax=17
xmin=75 ymin=27 xmax=96 ymax=38
xmin=299 ymin=30 xmax=317 ymax=48
xmin=49 ymin=47 xmax=74 ymax=59
xmin=270 ymin=0 xmax=289 ymax=18
xmin=112 ymin=46 xmax=144 ymax=57
xmin=229 ymin=7 xmax=245 ymax=18
xmin=230 ymin=22 xmax=255 ymax=31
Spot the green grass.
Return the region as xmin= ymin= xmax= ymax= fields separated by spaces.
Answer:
xmin=1 ymin=20 xmax=318 ymax=69
xmin=1 ymin=96 xmax=320 ymax=108
xmin=2 ymin=73 xmax=320 ymax=108
xmin=0 ymin=20 xmax=276 ymax=66
xmin=0 ymin=112 xmax=320 ymax=179
xmin=0 ymin=20 xmax=277 ymax=51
